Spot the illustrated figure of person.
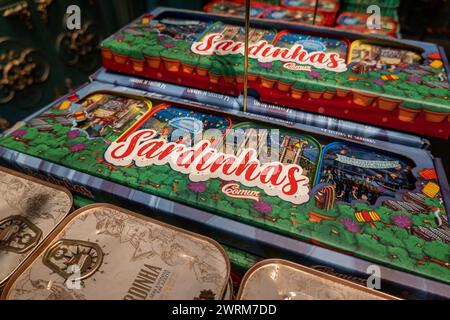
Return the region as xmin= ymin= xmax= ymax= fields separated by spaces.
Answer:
xmin=324 ymin=169 xmax=334 ymax=184
xmin=376 ymin=59 xmax=387 ymax=71
xmin=351 ymin=185 xmax=359 ymax=200
xmin=160 ymin=127 xmax=171 ymax=141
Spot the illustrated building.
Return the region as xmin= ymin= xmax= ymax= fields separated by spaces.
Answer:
xmin=233 ymin=128 xmax=268 ymax=158
xmin=280 ymin=136 xmax=304 ymax=165
xmin=220 ymin=25 xmax=265 ymax=43
xmin=351 ymin=43 xmax=422 ymax=66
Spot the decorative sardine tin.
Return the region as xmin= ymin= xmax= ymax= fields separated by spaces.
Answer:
xmin=0 ymin=166 xmax=73 ymax=289
xmin=237 ymin=259 xmax=397 ymax=300
xmin=1 ymin=204 xmax=230 ymax=300
xmin=1 ymin=83 xmax=450 ymax=291
xmin=100 ymin=8 xmax=450 ymax=139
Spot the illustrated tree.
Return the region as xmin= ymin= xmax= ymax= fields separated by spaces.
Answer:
xmin=402 ymin=235 xmax=426 ymax=260
xmin=411 ymin=213 xmax=436 ymax=228
xmin=386 ymin=246 xmax=417 ymax=270
xmin=417 ymin=261 xmax=450 ymax=282
xmin=355 ymin=233 xmax=389 ymax=260
xmin=312 ymin=220 xmax=358 ymax=252
xmin=337 ymin=204 xmax=356 ymax=220
xmin=376 ymin=228 xmax=405 ymax=248
xmin=375 ymin=206 xmax=395 ymax=224
xmin=422 ymin=240 xmax=450 ymax=262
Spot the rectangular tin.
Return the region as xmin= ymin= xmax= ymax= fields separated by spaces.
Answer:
xmin=336 ymin=12 xmax=399 ymax=37
xmin=1 ymin=81 xmax=450 ymax=298
xmin=261 ymin=6 xmax=330 ymax=26
xmin=1 ymin=204 xmax=230 ymax=300
xmin=0 ymin=166 xmax=73 ymax=288
xmin=92 ymin=67 xmax=427 ymax=149
xmin=203 ymin=0 xmax=270 ymax=18
xmin=281 ymin=0 xmax=340 ymax=13
xmin=237 ymin=259 xmax=398 ymax=300
xmin=101 ymin=7 xmax=450 ymax=138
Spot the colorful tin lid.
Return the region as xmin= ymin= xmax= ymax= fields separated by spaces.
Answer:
xmin=204 ymin=0 xmax=269 ymax=18
xmin=281 ymin=0 xmax=340 ymax=12
xmin=336 ymin=12 xmax=398 ymax=37
xmin=0 ymin=166 xmax=73 ymax=287
xmin=1 ymin=204 xmax=230 ymax=300
xmin=237 ymin=259 xmax=398 ymax=300
xmin=261 ymin=7 xmax=327 ymax=26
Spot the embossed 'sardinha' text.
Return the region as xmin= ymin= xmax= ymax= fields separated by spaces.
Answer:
xmin=124 ymin=264 xmax=163 ymax=300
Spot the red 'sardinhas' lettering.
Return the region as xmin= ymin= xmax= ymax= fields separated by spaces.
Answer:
xmin=104 ymin=129 xmax=310 ymax=204
xmin=191 ymin=33 xmax=347 ymax=72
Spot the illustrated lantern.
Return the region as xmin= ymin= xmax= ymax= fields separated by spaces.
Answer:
xmin=315 ymin=185 xmax=336 ymax=211
xmin=355 ymin=210 xmax=381 ymax=229
xmin=72 ymin=111 xmax=87 ymax=122
xmin=381 ymin=74 xmax=399 ymax=81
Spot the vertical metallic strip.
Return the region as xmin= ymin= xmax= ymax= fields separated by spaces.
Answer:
xmin=313 ymin=0 xmax=319 ymax=25
xmin=243 ymin=0 xmax=250 ymax=113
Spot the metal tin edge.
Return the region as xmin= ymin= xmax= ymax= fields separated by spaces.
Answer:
xmin=0 ymin=165 xmax=74 ymax=287
xmin=1 ymin=203 xmax=231 ymax=300
xmin=222 ymin=277 xmax=234 ymax=300
xmin=0 ymin=166 xmax=73 ymax=205
xmin=236 ymin=259 xmax=400 ymax=300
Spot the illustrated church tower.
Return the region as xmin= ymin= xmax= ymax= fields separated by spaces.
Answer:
xmin=280 ymin=136 xmax=305 ymax=165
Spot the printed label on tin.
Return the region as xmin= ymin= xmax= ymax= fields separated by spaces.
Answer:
xmin=4 ymin=206 xmax=229 ymax=300
xmin=0 ymin=168 xmax=72 ymax=285
xmin=104 ymin=129 xmax=311 ymax=204
xmin=191 ymin=32 xmax=348 ymax=72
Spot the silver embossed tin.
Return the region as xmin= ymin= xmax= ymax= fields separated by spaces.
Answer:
xmin=0 ymin=166 xmax=73 ymax=288
xmin=237 ymin=259 xmax=398 ymax=300
xmin=1 ymin=204 xmax=230 ymax=300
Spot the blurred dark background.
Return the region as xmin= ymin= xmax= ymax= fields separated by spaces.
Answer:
xmin=0 ymin=0 xmax=448 ymax=173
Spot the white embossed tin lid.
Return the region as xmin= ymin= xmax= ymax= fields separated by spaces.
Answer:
xmin=0 ymin=166 xmax=73 ymax=287
xmin=2 ymin=204 xmax=230 ymax=300
xmin=237 ymin=259 xmax=398 ymax=300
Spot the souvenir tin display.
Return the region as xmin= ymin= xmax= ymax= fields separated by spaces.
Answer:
xmin=336 ymin=12 xmax=399 ymax=37
xmin=59 ymin=191 xmax=425 ymax=299
xmin=92 ymin=67 xmax=428 ymax=150
xmin=0 ymin=80 xmax=449 ymax=297
xmin=204 ymin=0 xmax=269 ymax=18
xmin=280 ymin=0 xmax=340 ymax=25
xmin=237 ymin=259 xmax=398 ymax=300
xmin=204 ymin=0 xmax=339 ymax=26
xmin=101 ymin=8 xmax=450 ymax=138
xmin=0 ymin=166 xmax=73 ymax=289
xmin=1 ymin=204 xmax=230 ymax=300
xmin=281 ymin=0 xmax=340 ymax=12
xmin=340 ymin=1 xmax=400 ymax=20
xmin=261 ymin=7 xmax=329 ymax=26
xmin=71 ymin=194 xmax=255 ymax=299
